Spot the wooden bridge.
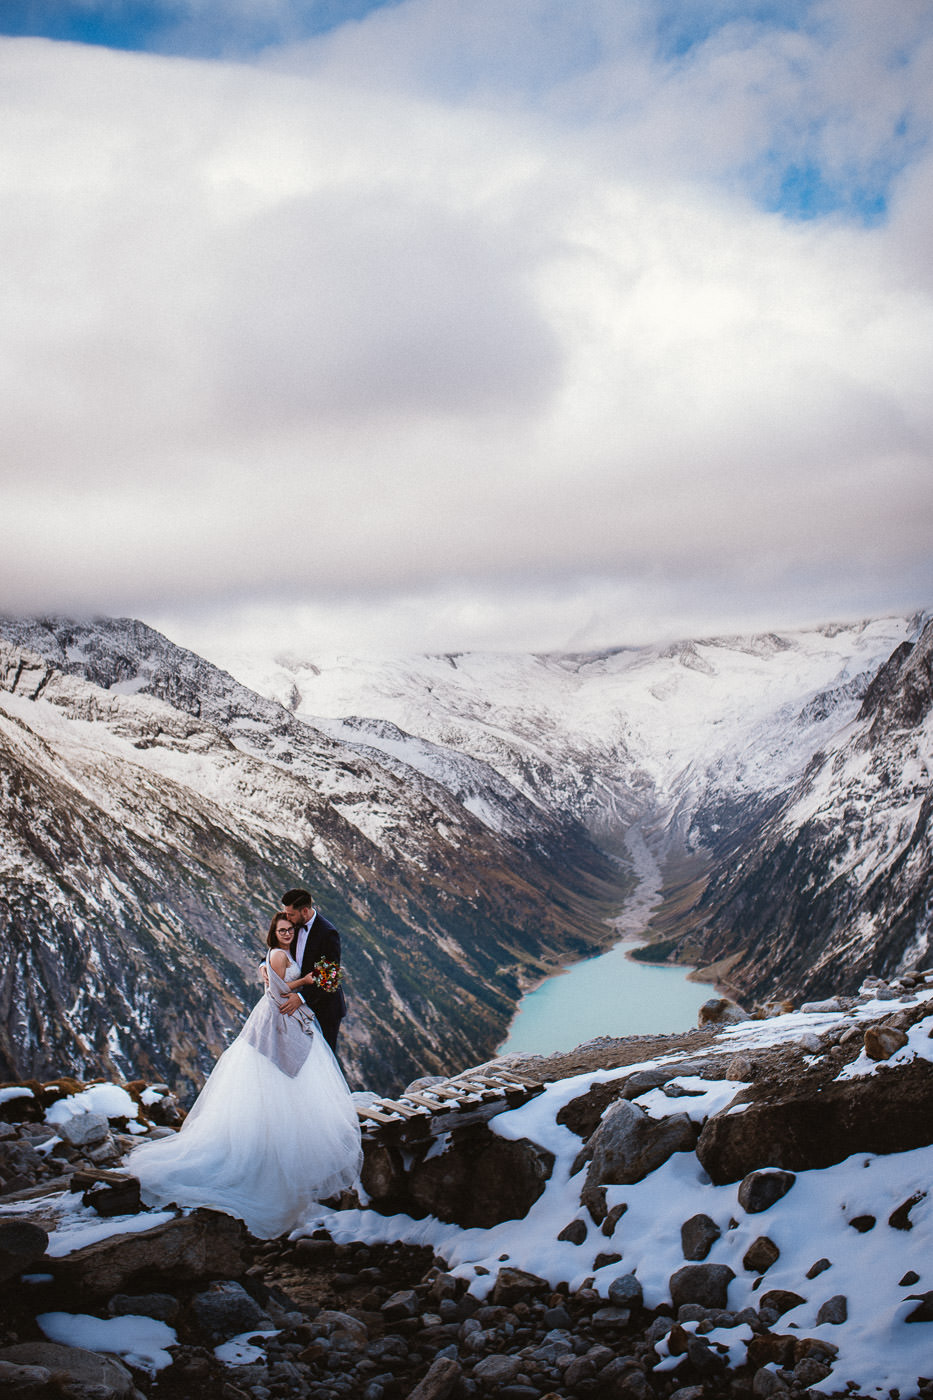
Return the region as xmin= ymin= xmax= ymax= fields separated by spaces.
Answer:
xmin=354 ymin=1067 xmax=545 ymax=1143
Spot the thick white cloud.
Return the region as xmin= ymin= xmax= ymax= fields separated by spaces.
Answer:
xmin=0 ymin=2 xmax=931 ymax=653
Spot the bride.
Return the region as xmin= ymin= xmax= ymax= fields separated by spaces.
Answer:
xmin=127 ymin=913 xmax=363 ymax=1239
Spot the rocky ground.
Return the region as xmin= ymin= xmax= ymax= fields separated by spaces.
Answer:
xmin=3 ymin=979 xmax=933 ymax=1400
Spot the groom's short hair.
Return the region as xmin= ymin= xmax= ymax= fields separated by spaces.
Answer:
xmin=282 ymin=888 xmax=313 ymax=909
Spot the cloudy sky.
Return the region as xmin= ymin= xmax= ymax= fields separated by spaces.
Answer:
xmin=1 ymin=0 xmax=931 ymax=659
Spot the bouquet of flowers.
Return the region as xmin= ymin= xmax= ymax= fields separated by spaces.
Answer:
xmin=305 ymin=959 xmax=344 ymax=992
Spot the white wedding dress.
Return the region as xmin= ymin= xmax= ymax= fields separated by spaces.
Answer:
xmin=127 ymin=956 xmax=363 ymax=1239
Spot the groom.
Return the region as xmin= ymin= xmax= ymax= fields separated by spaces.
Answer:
xmin=278 ymin=888 xmax=347 ymax=1052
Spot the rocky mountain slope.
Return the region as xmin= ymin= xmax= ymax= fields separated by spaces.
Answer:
xmin=0 ymin=618 xmax=622 ymax=1095
xmin=664 ymin=616 xmax=933 ymax=1000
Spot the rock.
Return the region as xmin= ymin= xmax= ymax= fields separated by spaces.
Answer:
xmin=698 ymin=999 xmax=748 ymax=1028
xmin=473 ymin=1353 xmax=524 ymax=1386
xmin=313 ymin=1309 xmax=370 ymax=1354
xmin=191 ymin=1279 xmax=271 ymax=1339
xmin=579 ymin=1100 xmax=698 ymax=1219
xmin=864 ymin=1025 xmax=909 ymax=1060
xmin=759 ymin=1290 xmax=805 ymax=1317
xmin=669 ymin=1264 xmax=735 ymax=1310
xmin=0 ymin=1217 xmax=49 ymax=1284
xmin=743 ymin=1236 xmax=780 ymax=1273
xmin=815 ymin=1294 xmax=848 ymax=1324
xmin=491 ymin=1267 xmax=549 ymax=1305
xmin=360 ymin=1141 xmax=407 ymax=1206
xmin=0 ymin=1140 xmax=43 ymax=1189
xmin=598 ymin=1356 xmax=651 ymax=1400
xmin=0 ymin=1358 xmax=54 ymax=1396
xmin=622 ymin=1067 xmax=679 ymax=1099
xmin=848 ymin=1214 xmax=875 ymax=1232
xmin=680 ymin=1213 xmax=721 ymax=1261
xmin=57 ymin=1111 xmax=110 ymax=1147
xmin=607 ymin=1272 xmax=643 ymax=1309
xmin=726 ymin=1055 xmax=756 ymax=1081
xmin=905 ymin=1291 xmax=933 ymax=1322
xmin=900 ymin=1270 xmax=921 ymax=1287
xmin=381 ymin=1288 xmax=420 ymax=1321
xmin=406 ymin=1355 xmax=463 ymax=1400
xmin=752 ymin=1365 xmax=790 ymax=1396
xmin=108 ymin=1292 xmax=180 ymax=1322
xmin=795 ymin=1357 xmax=833 ymax=1386
xmin=0 ymin=1343 xmax=138 ymax=1398
xmin=695 ymin=1057 xmax=933 ymax=1182
xmin=806 ymin=1257 xmax=832 ymax=1278
xmin=408 ymin=1129 xmax=554 ymax=1228
xmin=889 ymin=1191 xmax=926 ymax=1230
xmin=557 ymin=1218 xmax=588 ymax=1244
xmin=602 ymin=1202 xmax=629 ymax=1236
xmin=737 ymin=1169 xmax=796 ymax=1213
xmin=50 ymin=1207 xmax=248 ymax=1295
xmin=82 ymin=1175 xmax=142 ymax=1217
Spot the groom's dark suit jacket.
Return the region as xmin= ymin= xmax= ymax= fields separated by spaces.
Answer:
xmin=298 ymin=911 xmax=347 ymax=1052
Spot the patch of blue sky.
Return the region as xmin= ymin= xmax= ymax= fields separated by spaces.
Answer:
xmin=0 ymin=0 xmax=403 ymax=56
xmin=652 ymin=0 xmax=812 ymax=61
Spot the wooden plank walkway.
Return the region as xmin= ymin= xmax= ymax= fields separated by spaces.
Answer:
xmin=355 ymin=1067 xmax=545 ymax=1141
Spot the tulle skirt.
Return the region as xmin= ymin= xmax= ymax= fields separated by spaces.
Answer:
xmin=127 ymin=1012 xmax=363 ymax=1239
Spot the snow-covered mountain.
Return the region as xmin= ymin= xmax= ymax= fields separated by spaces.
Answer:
xmin=2 ymin=610 xmax=930 ymax=1097
xmin=220 ymin=613 xmax=930 ymax=995
xmin=0 ymin=618 xmax=619 ymax=1095
xmin=680 ymin=615 xmax=933 ymax=997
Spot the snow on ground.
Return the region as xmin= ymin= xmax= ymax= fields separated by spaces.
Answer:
xmin=37 ymin=1311 xmax=176 ymax=1374
xmin=298 ymin=993 xmax=933 ymax=1398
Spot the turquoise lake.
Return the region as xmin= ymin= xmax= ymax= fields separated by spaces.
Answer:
xmin=498 ymin=941 xmax=710 ymax=1055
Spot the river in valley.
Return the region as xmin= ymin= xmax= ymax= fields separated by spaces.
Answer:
xmin=498 ymin=829 xmax=710 ymax=1055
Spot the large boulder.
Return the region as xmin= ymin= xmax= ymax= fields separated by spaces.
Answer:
xmin=407 ymin=1127 xmax=554 ymax=1228
xmin=49 ymin=1207 xmax=248 ymax=1296
xmin=0 ymin=1344 xmax=138 ymax=1399
xmin=0 ymin=1217 xmax=49 ymax=1284
xmin=578 ymin=1100 xmax=699 ymax=1221
xmin=696 ymin=1057 xmax=933 ymax=1183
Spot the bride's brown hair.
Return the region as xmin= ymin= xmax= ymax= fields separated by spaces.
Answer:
xmin=266 ymin=913 xmax=293 ymax=950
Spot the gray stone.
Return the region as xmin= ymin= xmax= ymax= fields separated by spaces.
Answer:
xmin=815 ymin=1294 xmax=848 ymax=1325
xmin=669 ymin=1264 xmax=735 ymax=1311
xmin=607 ymin=1272 xmax=643 ymax=1309
xmin=50 ymin=1207 xmax=249 ymax=1295
xmin=681 ymin=1213 xmax=721 ymax=1261
xmin=108 ymin=1291 xmax=180 ymax=1322
xmin=381 ymin=1288 xmax=420 ymax=1320
xmin=0 ymin=1217 xmax=49 ymax=1284
xmin=0 ymin=1358 xmax=54 ymax=1396
xmin=313 ymin=1309 xmax=370 ymax=1354
xmin=406 ymin=1355 xmax=463 ymax=1400
xmin=473 ymin=1353 xmax=523 ymax=1385
xmin=0 ymin=1343 xmax=137 ymax=1398
xmin=191 ymin=1279 xmax=271 ymax=1338
xmin=491 ymin=1266 xmax=549 ymax=1305
xmin=794 ymin=1357 xmax=833 ymax=1385
xmin=580 ymin=1100 xmax=698 ymax=1220
xmin=58 ymin=1111 xmax=110 ymax=1147
xmin=753 ymin=1366 xmax=790 ymax=1397
xmin=737 ymin=1169 xmax=796 ymax=1213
